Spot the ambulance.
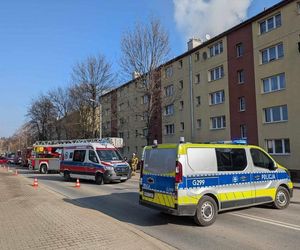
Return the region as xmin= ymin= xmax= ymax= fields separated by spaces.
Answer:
xmin=60 ymin=139 xmax=130 ymax=184
xmin=139 ymin=138 xmax=293 ymax=226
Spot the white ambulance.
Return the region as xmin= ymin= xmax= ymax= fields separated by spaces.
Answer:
xmin=60 ymin=139 xmax=130 ymax=184
xmin=139 ymin=138 xmax=293 ymax=226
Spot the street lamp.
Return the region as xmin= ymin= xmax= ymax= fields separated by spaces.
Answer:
xmin=89 ymin=98 xmax=102 ymax=139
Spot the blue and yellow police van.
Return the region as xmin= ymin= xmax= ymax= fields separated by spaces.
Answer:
xmin=139 ymin=139 xmax=293 ymax=226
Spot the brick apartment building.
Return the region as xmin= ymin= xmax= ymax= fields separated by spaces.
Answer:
xmin=101 ymin=0 xmax=300 ymax=177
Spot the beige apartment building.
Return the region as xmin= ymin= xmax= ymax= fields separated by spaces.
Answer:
xmin=101 ymin=0 xmax=300 ymax=178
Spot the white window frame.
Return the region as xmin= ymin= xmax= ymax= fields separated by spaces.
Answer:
xmin=141 ymin=95 xmax=149 ymax=104
xmin=142 ymin=128 xmax=148 ymax=137
xmin=239 ymin=97 xmax=246 ymax=112
xmin=195 ymin=73 xmax=200 ymax=84
xmin=265 ymin=139 xmax=290 ymax=155
xmin=179 ymin=80 xmax=183 ymax=89
xmin=262 ymin=73 xmax=285 ymax=93
xmin=209 ymin=66 xmax=224 ymax=81
xmin=210 ymin=116 xmax=226 ymax=130
xmin=180 ymin=122 xmax=184 ymax=131
xmin=196 ymin=96 xmax=201 ymax=106
xmin=209 ymin=41 xmax=223 ymax=57
xmin=264 ymin=105 xmax=288 ymax=123
xmin=209 ymin=90 xmax=225 ymax=105
xmin=165 ymin=124 xmax=175 ymax=135
xmin=259 ymin=13 xmax=281 ymax=34
xmin=165 ymin=66 xmax=173 ymax=78
xmin=196 ymin=119 xmax=202 ymax=129
xmin=240 ymin=124 xmax=247 ymax=139
xmin=178 ymin=60 xmax=183 ymax=69
xmin=261 ymin=43 xmax=284 ymax=64
xmin=165 ymin=84 xmax=174 ymax=97
xmin=164 ymin=104 xmax=174 ymax=116
xmin=195 ymin=52 xmax=200 ymax=61
xmin=179 ymin=100 xmax=184 ymax=110
xmin=237 ymin=69 xmax=245 ymax=84
xmin=236 ymin=43 xmax=244 ymax=57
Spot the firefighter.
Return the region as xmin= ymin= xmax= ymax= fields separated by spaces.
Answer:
xmin=130 ymin=153 xmax=139 ymax=176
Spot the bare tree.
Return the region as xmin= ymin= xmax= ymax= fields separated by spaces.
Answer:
xmin=26 ymin=95 xmax=57 ymax=140
xmin=71 ymin=54 xmax=115 ymax=138
xmin=120 ymin=18 xmax=170 ymax=145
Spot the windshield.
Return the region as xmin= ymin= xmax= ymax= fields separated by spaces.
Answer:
xmin=96 ymin=149 xmax=123 ymax=161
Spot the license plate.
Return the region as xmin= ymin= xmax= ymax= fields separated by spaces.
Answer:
xmin=120 ymin=176 xmax=127 ymax=180
xmin=143 ymin=190 xmax=154 ymax=198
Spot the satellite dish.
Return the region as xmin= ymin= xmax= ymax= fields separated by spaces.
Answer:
xmin=205 ymin=34 xmax=211 ymax=40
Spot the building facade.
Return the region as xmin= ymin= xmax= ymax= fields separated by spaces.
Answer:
xmin=101 ymin=0 xmax=300 ymax=177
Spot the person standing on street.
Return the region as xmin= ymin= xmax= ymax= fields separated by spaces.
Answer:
xmin=130 ymin=153 xmax=139 ymax=176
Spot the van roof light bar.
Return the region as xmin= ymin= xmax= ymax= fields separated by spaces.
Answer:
xmin=211 ymin=139 xmax=247 ymax=145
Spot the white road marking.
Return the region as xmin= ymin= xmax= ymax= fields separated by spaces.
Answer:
xmin=231 ymin=212 xmax=300 ymax=231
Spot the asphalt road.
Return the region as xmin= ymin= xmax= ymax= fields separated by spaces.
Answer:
xmin=14 ymin=166 xmax=300 ymax=250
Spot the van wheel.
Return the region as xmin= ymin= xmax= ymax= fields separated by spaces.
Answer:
xmin=95 ymin=173 xmax=103 ymax=185
xmin=194 ymin=196 xmax=217 ymax=226
xmin=40 ymin=164 xmax=48 ymax=174
xmin=64 ymin=171 xmax=71 ymax=181
xmin=273 ymin=186 xmax=290 ymax=209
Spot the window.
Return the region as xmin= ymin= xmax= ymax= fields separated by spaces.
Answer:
xmin=88 ymin=150 xmax=99 ymax=163
xmin=164 ymin=104 xmax=174 ymax=116
xmin=196 ymin=119 xmax=202 ymax=129
xmin=135 ymin=130 xmax=138 ymax=137
xmin=236 ymin=43 xmax=244 ymax=57
xmin=211 ymin=116 xmax=226 ymax=129
xmin=262 ymin=73 xmax=285 ymax=93
xmin=119 ymin=132 xmax=124 ymax=138
xmin=210 ymin=90 xmax=225 ymax=105
xmin=141 ymin=111 xmax=148 ymax=121
xmin=196 ymin=96 xmax=201 ymax=106
xmin=237 ymin=70 xmax=245 ymax=84
xmin=209 ymin=41 xmax=223 ymax=57
xmin=165 ymin=124 xmax=175 ymax=135
xmin=179 ymin=80 xmax=184 ymax=89
xmin=165 ymin=66 xmax=173 ymax=78
xmin=141 ymin=95 xmax=149 ymax=104
xmin=240 ymin=124 xmax=247 ymax=139
xmin=195 ymin=73 xmax=200 ymax=84
xmin=216 ymin=148 xmax=247 ymax=171
xmin=250 ymin=148 xmax=274 ymax=169
xmin=209 ymin=66 xmax=224 ymax=81
xmin=195 ymin=52 xmax=200 ymax=61
xmin=73 ymin=150 xmax=86 ymax=162
xmin=264 ymin=105 xmax=288 ymax=123
xmin=179 ymin=100 xmax=184 ymax=110
xmin=239 ymin=97 xmax=246 ymax=111
xmin=259 ymin=13 xmax=281 ymax=34
xmin=118 ymin=103 xmax=124 ymax=111
xmin=165 ymin=84 xmax=174 ymax=97
xmin=178 ymin=60 xmax=183 ymax=68
xmin=180 ymin=122 xmax=184 ymax=131
xmin=143 ymin=128 xmax=148 ymax=137
xmin=261 ymin=43 xmax=284 ymax=64
xmin=266 ymin=139 xmax=290 ymax=155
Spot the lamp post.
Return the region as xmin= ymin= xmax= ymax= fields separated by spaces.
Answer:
xmin=89 ymin=98 xmax=102 ymax=139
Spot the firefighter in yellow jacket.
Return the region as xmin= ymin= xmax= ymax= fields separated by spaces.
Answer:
xmin=130 ymin=153 xmax=139 ymax=176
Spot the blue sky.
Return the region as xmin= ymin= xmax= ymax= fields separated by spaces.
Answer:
xmin=0 ymin=0 xmax=281 ymax=137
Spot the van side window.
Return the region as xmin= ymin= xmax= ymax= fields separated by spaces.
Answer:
xmin=69 ymin=152 xmax=73 ymax=159
xmin=73 ymin=150 xmax=86 ymax=162
xmin=216 ymin=148 xmax=247 ymax=171
xmin=89 ymin=150 xmax=99 ymax=163
xmin=250 ymin=148 xmax=274 ymax=169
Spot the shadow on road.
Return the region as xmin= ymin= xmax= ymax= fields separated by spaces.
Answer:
xmin=63 ymin=192 xmax=196 ymax=227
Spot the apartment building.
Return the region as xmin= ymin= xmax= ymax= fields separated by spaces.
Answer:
xmin=101 ymin=0 xmax=300 ymax=176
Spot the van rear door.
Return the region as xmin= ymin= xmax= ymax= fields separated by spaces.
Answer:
xmin=141 ymin=146 xmax=177 ymax=208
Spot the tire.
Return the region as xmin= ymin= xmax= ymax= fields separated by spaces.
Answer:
xmin=95 ymin=173 xmax=104 ymax=185
xmin=194 ymin=196 xmax=218 ymax=226
xmin=40 ymin=164 xmax=48 ymax=174
xmin=64 ymin=171 xmax=71 ymax=182
xmin=273 ymin=186 xmax=290 ymax=209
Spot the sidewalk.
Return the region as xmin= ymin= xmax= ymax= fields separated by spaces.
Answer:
xmin=0 ymin=167 xmax=173 ymax=250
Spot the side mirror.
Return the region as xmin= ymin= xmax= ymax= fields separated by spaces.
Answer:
xmin=269 ymin=161 xmax=277 ymax=170
xmin=124 ymin=156 xmax=127 ymax=161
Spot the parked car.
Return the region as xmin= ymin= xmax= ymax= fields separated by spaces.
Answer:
xmin=0 ymin=156 xmax=8 ymax=164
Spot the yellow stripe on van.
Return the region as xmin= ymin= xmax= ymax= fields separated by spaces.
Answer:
xmin=255 ymin=188 xmax=276 ymax=200
xmin=143 ymin=193 xmax=176 ymax=208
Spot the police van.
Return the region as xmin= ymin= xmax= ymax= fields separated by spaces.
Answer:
xmin=60 ymin=139 xmax=130 ymax=184
xmin=139 ymin=139 xmax=293 ymax=226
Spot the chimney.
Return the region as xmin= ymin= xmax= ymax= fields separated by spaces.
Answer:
xmin=187 ymin=38 xmax=202 ymax=51
xmin=132 ymin=71 xmax=141 ymax=80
